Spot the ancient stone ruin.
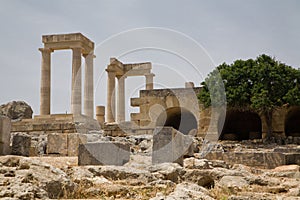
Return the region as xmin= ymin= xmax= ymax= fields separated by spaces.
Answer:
xmin=0 ymin=32 xmax=300 ymax=199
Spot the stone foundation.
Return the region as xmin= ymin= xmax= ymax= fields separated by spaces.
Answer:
xmin=203 ymin=151 xmax=300 ymax=169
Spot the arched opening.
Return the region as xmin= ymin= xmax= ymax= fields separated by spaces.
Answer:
xmin=156 ymin=107 xmax=198 ymax=135
xmin=220 ymin=110 xmax=262 ymax=140
xmin=285 ymin=107 xmax=300 ymax=137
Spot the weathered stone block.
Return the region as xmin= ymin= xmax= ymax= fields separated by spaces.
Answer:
xmin=78 ymin=142 xmax=130 ymax=166
xmin=0 ymin=116 xmax=11 ymax=155
xmin=67 ymin=133 xmax=87 ymax=156
xmin=152 ymin=127 xmax=193 ymax=165
xmin=47 ymin=133 xmax=68 ymax=155
xmin=11 ymin=132 xmax=31 ymax=156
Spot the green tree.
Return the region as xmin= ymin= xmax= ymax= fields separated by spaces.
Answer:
xmin=198 ymin=54 xmax=300 ymax=139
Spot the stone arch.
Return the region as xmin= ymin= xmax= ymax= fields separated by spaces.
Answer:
xmin=285 ymin=107 xmax=300 ymax=137
xmin=219 ymin=110 xmax=262 ymax=140
xmin=156 ymin=107 xmax=198 ymax=135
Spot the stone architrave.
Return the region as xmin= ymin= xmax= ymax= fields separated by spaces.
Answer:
xmin=78 ymin=142 xmax=130 ymax=166
xmin=11 ymin=132 xmax=31 ymax=157
xmin=152 ymin=127 xmax=193 ymax=166
xmin=0 ymin=116 xmax=11 ymax=155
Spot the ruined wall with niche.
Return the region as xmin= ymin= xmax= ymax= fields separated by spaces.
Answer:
xmin=130 ymin=87 xmax=299 ymax=139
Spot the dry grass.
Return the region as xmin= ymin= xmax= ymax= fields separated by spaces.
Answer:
xmin=33 ymin=156 xmax=78 ymax=168
xmin=62 ymin=178 xmax=175 ymax=199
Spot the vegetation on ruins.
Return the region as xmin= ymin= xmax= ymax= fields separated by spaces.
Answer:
xmin=198 ymin=54 xmax=300 ymax=138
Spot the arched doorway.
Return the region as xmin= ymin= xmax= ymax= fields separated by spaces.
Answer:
xmin=156 ymin=107 xmax=198 ymax=135
xmin=220 ymin=110 xmax=262 ymax=140
xmin=285 ymin=107 xmax=300 ymax=137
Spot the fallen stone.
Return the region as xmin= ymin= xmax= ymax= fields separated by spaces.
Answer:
xmin=151 ymin=182 xmax=214 ymax=200
xmin=78 ymin=142 xmax=130 ymax=166
xmin=182 ymin=169 xmax=214 ymax=187
xmin=67 ymin=133 xmax=87 ymax=156
xmin=11 ymin=132 xmax=31 ymax=156
xmin=218 ymin=176 xmax=249 ymax=190
xmin=184 ymin=158 xmax=210 ymax=169
xmin=148 ymin=162 xmax=183 ymax=183
xmin=0 ymin=101 xmax=33 ymax=121
xmin=152 ymin=127 xmax=193 ymax=165
xmin=273 ymin=165 xmax=300 ymax=172
xmin=47 ymin=133 xmax=68 ymax=155
xmin=88 ymin=165 xmax=154 ymax=182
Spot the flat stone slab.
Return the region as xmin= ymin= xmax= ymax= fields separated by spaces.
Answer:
xmin=78 ymin=142 xmax=130 ymax=166
xmin=152 ymin=127 xmax=193 ymax=165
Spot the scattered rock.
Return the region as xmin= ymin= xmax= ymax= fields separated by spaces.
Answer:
xmin=273 ymin=165 xmax=300 ymax=172
xmin=0 ymin=101 xmax=33 ymax=121
xmin=218 ymin=175 xmax=249 ymax=190
xmin=148 ymin=163 xmax=183 ymax=183
xmin=151 ymin=182 xmax=214 ymax=200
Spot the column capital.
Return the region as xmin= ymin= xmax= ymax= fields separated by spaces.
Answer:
xmin=106 ymin=69 xmax=116 ymax=73
xmin=38 ymin=48 xmax=52 ymax=53
xmin=83 ymin=53 xmax=96 ymax=58
xmin=145 ymin=73 xmax=155 ymax=77
xmin=116 ymin=75 xmax=127 ymax=80
xmin=71 ymin=47 xmax=83 ymax=53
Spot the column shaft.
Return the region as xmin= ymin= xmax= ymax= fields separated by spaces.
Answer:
xmin=84 ymin=53 xmax=94 ymax=118
xmin=117 ymin=76 xmax=125 ymax=122
xmin=106 ymin=70 xmax=116 ymax=122
xmin=39 ymin=48 xmax=51 ymax=115
xmin=145 ymin=73 xmax=154 ymax=90
xmin=71 ymin=48 xmax=82 ymax=115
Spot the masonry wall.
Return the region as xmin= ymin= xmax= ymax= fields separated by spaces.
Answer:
xmin=130 ymin=87 xmax=298 ymax=139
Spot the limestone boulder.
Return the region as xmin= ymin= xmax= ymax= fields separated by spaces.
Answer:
xmin=151 ymin=182 xmax=214 ymax=200
xmin=182 ymin=169 xmax=214 ymax=187
xmin=88 ymin=165 xmax=155 ymax=183
xmin=148 ymin=163 xmax=183 ymax=183
xmin=218 ymin=175 xmax=249 ymax=190
xmin=273 ymin=165 xmax=300 ymax=172
xmin=0 ymin=101 xmax=33 ymax=120
xmin=0 ymin=156 xmax=75 ymax=199
xmin=11 ymin=132 xmax=31 ymax=156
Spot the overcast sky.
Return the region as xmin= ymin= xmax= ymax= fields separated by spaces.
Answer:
xmin=0 ymin=0 xmax=299 ymax=119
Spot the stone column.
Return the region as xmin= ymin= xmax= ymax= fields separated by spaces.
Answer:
xmin=84 ymin=53 xmax=94 ymax=118
xmin=117 ymin=75 xmax=125 ymax=122
xmin=39 ymin=48 xmax=51 ymax=115
xmin=145 ymin=73 xmax=154 ymax=90
xmin=96 ymin=106 xmax=105 ymax=127
xmin=71 ymin=47 xmax=82 ymax=115
xmin=0 ymin=116 xmax=11 ymax=155
xmin=106 ymin=70 xmax=116 ymax=123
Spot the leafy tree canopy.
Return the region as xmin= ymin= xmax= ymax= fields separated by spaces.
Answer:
xmin=198 ymin=54 xmax=300 ymax=138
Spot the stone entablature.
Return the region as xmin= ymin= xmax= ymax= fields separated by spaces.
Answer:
xmin=42 ymin=33 xmax=94 ymax=54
